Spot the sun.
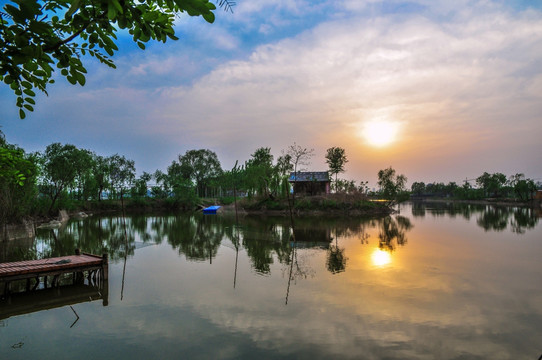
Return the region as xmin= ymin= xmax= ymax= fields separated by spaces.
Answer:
xmin=371 ymin=248 xmax=391 ymax=267
xmin=362 ymin=120 xmax=400 ymax=147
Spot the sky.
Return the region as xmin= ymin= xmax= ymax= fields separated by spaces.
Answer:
xmin=1 ymin=0 xmax=542 ymax=188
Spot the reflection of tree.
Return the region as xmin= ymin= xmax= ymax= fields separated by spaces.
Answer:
xmin=509 ymin=208 xmax=538 ymax=234
xmin=325 ymin=226 xmax=349 ymax=274
xmin=420 ymin=201 xmax=479 ymax=220
xmin=413 ymin=202 xmax=539 ymax=234
xmin=411 ymin=201 xmax=426 ymax=218
xmin=241 ymin=218 xmax=292 ymax=275
xmin=477 ymin=207 xmax=510 ymax=232
xmin=326 ymin=245 xmax=347 ymax=274
xmin=160 ymin=215 xmax=224 ymax=262
xmin=284 ymin=234 xmax=316 ymax=305
xmin=378 ymin=215 xmax=413 ymax=252
xmin=29 ymin=216 xmax=150 ymax=262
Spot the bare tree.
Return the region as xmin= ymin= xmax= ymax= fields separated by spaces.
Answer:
xmin=286 ymin=143 xmax=314 ymax=203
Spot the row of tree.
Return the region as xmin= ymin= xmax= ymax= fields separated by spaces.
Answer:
xmin=1 ymin=130 xmax=539 ymax=225
xmin=411 ymin=172 xmax=538 ymax=201
xmin=0 ymin=132 xmax=355 ymax=223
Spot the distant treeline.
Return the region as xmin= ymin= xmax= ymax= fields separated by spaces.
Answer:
xmin=1 ymin=135 xmax=343 ymax=223
xmin=1 ymin=132 xmax=539 ymax=225
xmin=410 ymin=172 xmax=539 ymax=201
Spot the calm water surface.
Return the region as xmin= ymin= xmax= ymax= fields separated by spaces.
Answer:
xmin=1 ymin=202 xmax=541 ymax=359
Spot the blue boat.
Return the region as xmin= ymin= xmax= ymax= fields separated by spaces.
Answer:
xmin=203 ymin=206 xmax=221 ymax=215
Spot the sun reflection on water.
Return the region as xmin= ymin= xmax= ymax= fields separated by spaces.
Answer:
xmin=371 ymin=248 xmax=391 ymax=267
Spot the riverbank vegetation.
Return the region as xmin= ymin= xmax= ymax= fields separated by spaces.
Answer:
xmin=1 ymin=131 xmax=540 ymax=226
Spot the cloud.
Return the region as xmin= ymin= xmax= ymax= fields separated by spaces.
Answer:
xmin=149 ymin=4 xmax=541 ymax=181
xmin=2 ymin=1 xmax=541 ymax=184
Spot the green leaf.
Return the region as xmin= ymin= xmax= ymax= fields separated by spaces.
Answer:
xmin=66 ymin=0 xmax=81 ymax=19
xmin=23 ymin=61 xmax=38 ymax=71
xmin=19 ymin=109 xmax=26 ymax=119
xmin=137 ymin=41 xmax=146 ymax=50
xmin=202 ymin=12 xmax=215 ymax=23
xmin=23 ymin=89 xmax=36 ymax=97
xmin=111 ymin=0 xmax=123 ymax=13
xmin=107 ymin=2 xmax=116 ymax=20
xmin=76 ymin=72 xmax=86 ymax=85
xmin=4 ymin=4 xmax=21 ymax=19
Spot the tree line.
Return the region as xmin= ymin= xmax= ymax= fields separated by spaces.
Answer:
xmin=411 ymin=172 xmax=539 ymax=201
xmin=0 ymin=134 xmax=352 ymax=223
xmin=1 ymin=131 xmax=539 ymax=226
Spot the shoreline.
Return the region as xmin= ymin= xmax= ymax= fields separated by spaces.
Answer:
xmin=4 ymin=196 xmax=539 ymax=236
xmin=411 ymin=197 xmax=541 ymax=208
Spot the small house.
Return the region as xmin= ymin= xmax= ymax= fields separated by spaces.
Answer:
xmin=289 ymin=171 xmax=331 ymax=196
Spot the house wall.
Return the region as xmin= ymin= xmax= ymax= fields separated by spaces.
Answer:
xmin=293 ymin=181 xmax=330 ymax=196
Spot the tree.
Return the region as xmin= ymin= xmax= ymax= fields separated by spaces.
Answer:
xmin=0 ymin=133 xmax=37 ymax=224
xmin=177 ymin=149 xmax=222 ymax=197
xmin=40 ymin=142 xmax=82 ymax=212
xmin=275 ymin=153 xmax=293 ymax=198
xmin=150 ymin=169 xmax=168 ymax=198
xmin=71 ymin=147 xmax=94 ymax=200
xmin=411 ymin=181 xmax=425 ymax=196
xmin=509 ymin=173 xmax=537 ymax=201
xmin=377 ymin=166 xmax=407 ymax=200
xmin=132 ymin=171 xmax=152 ymax=198
xmin=92 ymin=154 xmax=110 ymax=201
xmin=108 ymin=153 xmax=135 ymax=200
xmin=0 ymin=0 xmax=233 ymax=118
xmin=325 ymin=147 xmax=348 ymax=191
xmin=245 ymin=147 xmax=274 ymax=197
xmin=476 ymin=172 xmax=507 ymax=198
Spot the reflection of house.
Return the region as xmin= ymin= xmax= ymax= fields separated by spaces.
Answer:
xmin=293 ymin=227 xmax=332 ymax=245
xmin=289 ymin=171 xmax=331 ymax=195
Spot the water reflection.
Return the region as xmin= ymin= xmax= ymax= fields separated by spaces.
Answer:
xmin=2 ymin=213 xmax=416 ymax=277
xmin=326 ymin=245 xmax=347 ymax=274
xmin=371 ymin=248 xmax=391 ymax=267
xmin=2 ymin=202 xmax=537 ymax=278
xmin=411 ymin=201 xmax=539 ymax=233
xmin=377 ymin=215 xmax=412 ymax=251
xmin=1 ymin=203 xmax=542 ymax=360
xmin=1 ymin=281 xmax=109 ymax=322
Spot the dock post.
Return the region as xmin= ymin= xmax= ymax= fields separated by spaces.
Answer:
xmin=74 ymin=248 xmax=83 ymax=283
xmin=101 ymin=253 xmax=109 ymax=306
xmin=102 ymin=253 xmax=109 ymax=281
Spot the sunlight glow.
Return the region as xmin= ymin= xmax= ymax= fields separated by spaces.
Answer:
xmin=371 ymin=248 xmax=392 ymax=267
xmin=362 ymin=120 xmax=399 ymax=147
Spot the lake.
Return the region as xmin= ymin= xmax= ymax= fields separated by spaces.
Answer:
xmin=1 ymin=202 xmax=541 ymax=359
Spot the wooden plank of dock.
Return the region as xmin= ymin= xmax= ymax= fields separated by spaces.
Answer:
xmin=0 ymin=254 xmax=102 ymax=279
xmin=0 ymin=250 xmax=108 ymax=295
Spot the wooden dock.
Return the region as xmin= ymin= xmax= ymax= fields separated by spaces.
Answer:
xmin=0 ymin=249 xmax=108 ymax=296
